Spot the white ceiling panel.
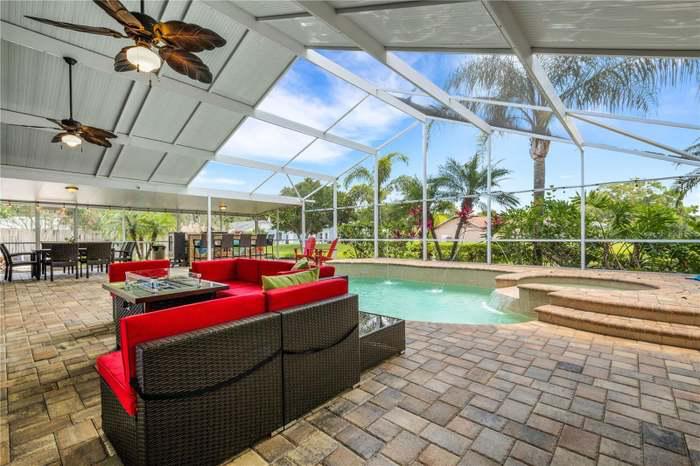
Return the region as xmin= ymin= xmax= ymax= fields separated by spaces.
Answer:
xmin=176 ymin=103 xmax=245 ymax=152
xmin=109 ymin=146 xmax=165 ymax=180
xmin=1 ymin=40 xmax=130 ymax=131
xmin=348 ymin=2 xmax=507 ymax=48
xmin=510 ymin=1 xmax=700 ymax=52
xmin=113 ymin=83 xmax=150 ymax=134
xmin=232 ymin=1 xmax=305 ymax=18
xmin=159 ymin=1 xmax=249 ymax=89
xmin=211 ymin=32 xmax=294 ymax=105
xmin=1 ymin=125 xmax=104 ymax=175
xmin=149 ymin=155 xmax=206 ymax=185
xmin=131 ymin=88 xmax=199 ymax=142
xmin=267 ymin=16 xmax=355 ymax=48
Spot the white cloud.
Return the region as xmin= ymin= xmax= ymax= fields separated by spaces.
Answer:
xmin=217 ymin=56 xmax=411 ymax=164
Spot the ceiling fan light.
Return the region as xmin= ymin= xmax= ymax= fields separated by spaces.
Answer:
xmin=126 ymin=46 xmax=161 ymax=73
xmin=65 ymin=185 xmax=79 ymax=193
xmin=61 ymin=133 xmax=82 ymax=148
xmin=219 ymin=203 xmax=227 ymax=211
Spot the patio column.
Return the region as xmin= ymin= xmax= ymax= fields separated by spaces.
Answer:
xmin=34 ymin=203 xmax=40 ymax=249
xmin=332 ymin=181 xmax=338 ymax=240
xmin=121 ymin=213 xmax=126 ymax=241
xmin=276 ymin=209 xmax=280 ymax=259
xmin=301 ymin=201 xmax=306 ymax=243
xmin=422 ymin=123 xmax=428 ymax=261
xmin=580 ymin=148 xmax=586 ymax=269
xmin=207 ymin=195 xmax=212 ymax=260
xmin=373 ymin=154 xmax=379 ymax=258
xmin=486 ymin=134 xmax=492 ymax=265
xmin=73 ymin=204 xmax=78 ymax=242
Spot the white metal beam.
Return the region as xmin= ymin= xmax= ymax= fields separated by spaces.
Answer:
xmin=2 ymin=109 xmax=336 ymax=181
xmin=482 ymin=0 xmax=584 ymax=148
xmin=0 ymin=21 xmax=374 ymax=155
xmin=295 ymin=0 xmax=492 ymax=134
xmin=203 ymin=0 xmax=426 ymax=122
xmin=0 ymin=165 xmax=302 ymax=205
xmin=570 ymin=114 xmax=699 ymax=161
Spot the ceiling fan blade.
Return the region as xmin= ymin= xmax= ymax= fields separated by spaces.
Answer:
xmin=114 ymin=47 xmax=138 ymax=72
xmin=92 ymin=0 xmax=144 ymax=30
xmin=45 ymin=117 xmax=67 ymax=129
xmin=80 ymin=125 xmax=117 ymax=139
xmin=159 ymin=46 xmax=213 ymax=84
xmin=81 ymin=132 xmax=112 ymax=147
xmin=25 ymin=16 xmax=127 ymax=38
xmin=6 ymin=123 xmax=59 ymax=130
xmin=51 ymin=132 xmax=69 ymax=143
xmin=154 ymin=21 xmax=227 ymax=52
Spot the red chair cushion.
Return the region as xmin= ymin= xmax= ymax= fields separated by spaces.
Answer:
xmin=120 ymin=294 xmax=265 ymax=386
xmin=190 ymin=259 xmax=236 ymax=282
xmin=319 ymin=265 xmax=335 ymax=278
xmin=108 ymin=260 xmax=170 ymax=283
xmin=265 ymin=278 xmax=348 ymax=312
xmin=235 ymin=258 xmax=260 ymax=283
xmin=96 ymin=351 xmax=137 ymax=416
xmin=218 ymin=281 xmax=262 ymax=296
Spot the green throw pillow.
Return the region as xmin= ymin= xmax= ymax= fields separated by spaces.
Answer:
xmin=291 ymin=257 xmax=310 ymax=270
xmin=262 ymin=267 xmax=319 ymax=291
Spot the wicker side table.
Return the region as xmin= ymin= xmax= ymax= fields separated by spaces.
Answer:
xmin=359 ymin=312 xmax=405 ymax=371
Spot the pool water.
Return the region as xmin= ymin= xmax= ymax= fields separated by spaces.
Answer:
xmin=349 ymin=277 xmax=532 ymax=325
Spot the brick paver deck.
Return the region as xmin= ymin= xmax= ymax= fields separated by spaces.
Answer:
xmin=3 ymin=274 xmax=700 ymax=465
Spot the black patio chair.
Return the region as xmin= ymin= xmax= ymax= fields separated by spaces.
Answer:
xmin=194 ymin=237 xmax=208 ymax=261
xmin=112 ymin=241 xmax=135 ymax=263
xmin=221 ymin=233 xmax=234 ymax=258
xmin=252 ymin=234 xmax=267 ymax=259
xmin=46 ymin=242 xmax=80 ymax=281
xmin=0 ymin=243 xmax=35 ymax=282
xmin=84 ymin=242 xmax=112 ymax=277
xmin=236 ymin=234 xmax=252 ymax=257
xmin=169 ymin=232 xmax=188 ymax=266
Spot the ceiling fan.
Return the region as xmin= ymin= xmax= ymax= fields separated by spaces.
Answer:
xmin=26 ymin=0 xmax=226 ymax=84
xmin=12 ymin=57 xmax=118 ymax=149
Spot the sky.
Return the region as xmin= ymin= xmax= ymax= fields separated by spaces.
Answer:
xmin=191 ymin=51 xmax=700 ymax=208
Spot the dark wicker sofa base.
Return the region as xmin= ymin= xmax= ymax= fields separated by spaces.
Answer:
xmin=102 ymin=294 xmax=360 ymax=465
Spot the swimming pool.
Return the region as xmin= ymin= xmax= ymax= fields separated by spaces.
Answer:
xmin=349 ymin=277 xmax=532 ymax=325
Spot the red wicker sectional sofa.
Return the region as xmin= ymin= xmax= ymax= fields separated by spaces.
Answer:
xmin=98 ymin=258 xmax=357 ymax=466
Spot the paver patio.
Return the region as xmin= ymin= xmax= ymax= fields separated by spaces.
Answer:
xmin=3 ymin=274 xmax=700 ymax=465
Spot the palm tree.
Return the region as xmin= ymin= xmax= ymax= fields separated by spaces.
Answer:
xmin=434 ymin=152 xmax=518 ymax=260
xmin=446 ymin=56 xmax=699 ymax=203
xmin=391 ymin=174 xmax=452 ymax=259
xmin=673 ymin=139 xmax=700 ymax=207
xmin=343 ymin=151 xmax=409 ymax=203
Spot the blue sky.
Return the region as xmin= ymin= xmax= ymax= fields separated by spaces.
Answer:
xmin=192 ymin=51 xmax=700 ymax=207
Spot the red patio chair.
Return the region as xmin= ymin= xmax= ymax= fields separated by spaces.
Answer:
xmin=294 ymin=236 xmax=316 ymax=260
xmin=314 ymin=238 xmax=338 ymax=264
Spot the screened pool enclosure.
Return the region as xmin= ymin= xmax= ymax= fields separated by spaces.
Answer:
xmin=1 ymin=1 xmax=699 ymax=272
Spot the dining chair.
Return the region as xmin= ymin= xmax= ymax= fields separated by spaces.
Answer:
xmin=0 ymin=243 xmax=36 ymax=282
xmin=47 ymin=243 xmax=80 ymax=281
xmin=236 ymin=234 xmax=252 ymax=257
xmin=85 ymin=242 xmax=112 ymax=277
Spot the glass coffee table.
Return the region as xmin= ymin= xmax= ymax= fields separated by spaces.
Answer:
xmin=359 ymin=311 xmax=405 ymax=371
xmin=103 ymin=269 xmax=228 ymax=347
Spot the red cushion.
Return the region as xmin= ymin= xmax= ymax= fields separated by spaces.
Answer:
xmin=96 ymin=351 xmax=136 ymax=416
xmin=218 ymin=281 xmax=262 ymax=296
xmin=259 ymin=260 xmax=293 ymax=278
xmin=120 ymin=294 xmax=265 ymax=386
xmin=108 ymin=260 xmax=170 ymax=283
xmin=190 ymin=259 xmax=236 ymax=282
xmin=235 ymin=258 xmax=260 ymax=283
xmin=265 ymin=278 xmax=348 ymax=312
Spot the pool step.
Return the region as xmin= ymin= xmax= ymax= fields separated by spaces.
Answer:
xmin=535 ymin=305 xmax=700 ymax=350
xmin=548 ymin=294 xmax=700 ymax=326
